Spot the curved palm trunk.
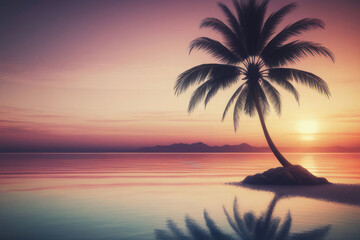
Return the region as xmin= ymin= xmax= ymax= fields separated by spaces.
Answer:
xmin=255 ymin=97 xmax=292 ymax=167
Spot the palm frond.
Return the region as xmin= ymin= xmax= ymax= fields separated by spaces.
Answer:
xmin=204 ymin=84 xmax=220 ymax=108
xmin=222 ymin=83 xmax=246 ymax=121
xmin=244 ymin=85 xmax=264 ymax=118
xmin=232 ymin=197 xmax=251 ymax=239
xmin=233 ymin=85 xmax=249 ymax=131
xmin=233 ymin=0 xmax=269 ymax=55
xmin=200 ymin=17 xmax=245 ymax=60
xmin=203 ymin=210 xmax=235 ymax=240
xmin=188 ymin=80 xmax=214 ymax=113
xmin=243 ymin=212 xmax=256 ymax=231
xmin=217 ymin=3 xmax=243 ymax=41
xmin=266 ymin=76 xmax=300 ymax=104
xmin=274 ymin=212 xmax=292 ymax=240
xmin=175 ymin=64 xmax=239 ymax=95
xmin=259 ymin=2 xmax=298 ymax=52
xmin=262 ymin=40 xmax=334 ymax=67
xmin=233 ymin=197 xmax=244 ymax=230
xmin=204 ymin=66 xmax=242 ymax=107
xmin=263 ymin=18 xmax=325 ymax=55
xmin=223 ymin=205 xmax=241 ymax=235
xmin=232 ymin=0 xmax=247 ymax=52
xmin=268 ymin=68 xmax=331 ymax=97
xmin=185 ymin=215 xmax=212 ymax=239
xmin=189 ymin=37 xmax=240 ymax=64
xmin=254 ymin=215 xmax=265 ymax=239
xmin=247 ymin=0 xmax=269 ymax=54
xmin=232 ymin=0 xmax=245 ymax=26
xmin=263 ymin=194 xmax=281 ymax=232
xmin=261 ymin=79 xmax=282 ymax=115
xmin=256 ymin=84 xmax=270 ymax=116
xmin=200 ymin=17 xmax=236 ymax=38
xmin=166 ymin=219 xmax=190 ymax=240
xmin=266 ymin=218 xmax=281 ymax=240
xmin=154 ymin=230 xmax=174 ymax=240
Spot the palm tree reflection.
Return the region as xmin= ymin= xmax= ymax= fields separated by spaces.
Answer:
xmin=155 ymin=195 xmax=331 ymax=240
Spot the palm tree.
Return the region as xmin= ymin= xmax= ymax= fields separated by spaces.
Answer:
xmin=174 ymin=0 xmax=334 ymax=167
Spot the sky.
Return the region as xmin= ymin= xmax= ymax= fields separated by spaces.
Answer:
xmin=0 ymin=0 xmax=359 ymax=152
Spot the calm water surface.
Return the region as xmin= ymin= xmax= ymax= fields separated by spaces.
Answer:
xmin=0 ymin=153 xmax=359 ymax=240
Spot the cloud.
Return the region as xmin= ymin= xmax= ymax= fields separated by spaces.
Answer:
xmin=0 ymin=119 xmax=30 ymax=124
xmin=3 ymin=182 xmax=216 ymax=193
xmin=0 ymin=105 xmax=32 ymax=113
xmin=321 ymin=111 xmax=360 ymax=123
xmin=0 ymin=126 xmax=35 ymax=134
xmin=87 ymin=111 xmax=216 ymax=123
xmin=27 ymin=114 xmax=69 ymax=119
xmin=284 ymin=132 xmax=360 ymax=137
xmin=0 ymin=105 xmax=74 ymax=122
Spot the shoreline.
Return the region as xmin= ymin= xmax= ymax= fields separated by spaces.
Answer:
xmin=230 ymin=182 xmax=360 ymax=207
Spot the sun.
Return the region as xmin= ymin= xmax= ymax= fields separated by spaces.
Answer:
xmin=297 ymin=120 xmax=318 ymax=134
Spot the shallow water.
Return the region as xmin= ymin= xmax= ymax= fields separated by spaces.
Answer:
xmin=0 ymin=153 xmax=359 ymax=240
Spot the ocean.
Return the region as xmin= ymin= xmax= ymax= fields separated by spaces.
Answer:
xmin=0 ymin=153 xmax=359 ymax=240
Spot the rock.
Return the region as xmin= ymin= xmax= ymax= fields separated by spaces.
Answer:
xmin=243 ymin=173 xmax=270 ymax=185
xmin=242 ymin=165 xmax=330 ymax=185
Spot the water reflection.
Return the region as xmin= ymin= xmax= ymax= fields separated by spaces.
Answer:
xmin=155 ymin=194 xmax=331 ymax=240
xmin=238 ymin=183 xmax=360 ymax=207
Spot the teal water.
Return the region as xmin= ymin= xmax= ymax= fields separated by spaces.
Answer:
xmin=0 ymin=153 xmax=359 ymax=239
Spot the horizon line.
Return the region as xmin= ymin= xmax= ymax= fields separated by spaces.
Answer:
xmin=1 ymin=142 xmax=359 ymax=154
xmin=1 ymin=152 xmax=360 ymax=154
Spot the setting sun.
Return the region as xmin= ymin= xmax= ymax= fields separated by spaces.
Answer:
xmin=297 ymin=120 xmax=319 ymax=134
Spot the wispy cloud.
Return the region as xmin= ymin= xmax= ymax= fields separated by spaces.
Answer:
xmin=87 ymin=111 xmax=216 ymax=123
xmin=0 ymin=126 xmax=35 ymax=134
xmin=320 ymin=111 xmax=360 ymax=123
xmin=0 ymin=119 xmax=30 ymax=124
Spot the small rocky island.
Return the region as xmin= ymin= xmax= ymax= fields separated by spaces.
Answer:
xmin=242 ymin=165 xmax=329 ymax=185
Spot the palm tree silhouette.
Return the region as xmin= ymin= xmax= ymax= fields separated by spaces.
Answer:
xmin=155 ymin=195 xmax=331 ymax=240
xmin=174 ymin=0 xmax=334 ymax=167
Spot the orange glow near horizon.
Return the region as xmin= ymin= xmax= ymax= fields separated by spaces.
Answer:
xmin=0 ymin=0 xmax=359 ymax=151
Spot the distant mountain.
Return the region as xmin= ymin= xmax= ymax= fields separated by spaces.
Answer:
xmin=137 ymin=142 xmax=360 ymax=153
xmin=138 ymin=142 xmax=269 ymax=153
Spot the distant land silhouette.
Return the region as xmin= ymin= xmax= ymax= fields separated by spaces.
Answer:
xmin=137 ymin=142 xmax=360 ymax=153
xmin=138 ymin=142 xmax=267 ymax=152
xmin=0 ymin=142 xmax=359 ymax=153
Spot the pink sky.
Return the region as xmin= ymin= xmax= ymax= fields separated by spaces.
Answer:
xmin=0 ymin=0 xmax=359 ymax=151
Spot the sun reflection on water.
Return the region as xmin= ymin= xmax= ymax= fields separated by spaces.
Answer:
xmin=300 ymin=155 xmax=317 ymax=174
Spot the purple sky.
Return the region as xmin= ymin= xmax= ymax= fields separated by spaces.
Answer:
xmin=0 ymin=0 xmax=359 ymax=151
